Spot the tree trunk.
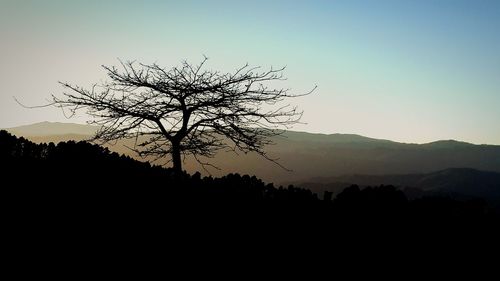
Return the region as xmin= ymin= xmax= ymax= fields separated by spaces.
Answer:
xmin=171 ymin=142 xmax=182 ymax=175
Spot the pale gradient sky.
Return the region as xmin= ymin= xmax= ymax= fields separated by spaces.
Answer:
xmin=1 ymin=0 xmax=499 ymax=144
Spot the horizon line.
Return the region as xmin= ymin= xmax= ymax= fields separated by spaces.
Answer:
xmin=3 ymin=120 xmax=500 ymax=146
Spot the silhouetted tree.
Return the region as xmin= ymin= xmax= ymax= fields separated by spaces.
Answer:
xmin=51 ymin=57 xmax=315 ymax=173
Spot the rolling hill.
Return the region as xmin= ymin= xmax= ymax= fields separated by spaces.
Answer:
xmin=295 ymin=168 xmax=500 ymax=201
xmin=5 ymin=121 xmax=500 ymax=184
xmin=5 ymin=121 xmax=98 ymax=136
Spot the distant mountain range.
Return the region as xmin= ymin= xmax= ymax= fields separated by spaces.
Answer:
xmin=6 ymin=121 xmax=98 ymax=137
xmin=5 ymin=122 xmax=500 ymax=185
xmin=294 ymin=168 xmax=500 ymax=201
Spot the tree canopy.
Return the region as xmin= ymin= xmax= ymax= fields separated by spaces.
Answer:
xmin=53 ymin=57 xmax=315 ymax=172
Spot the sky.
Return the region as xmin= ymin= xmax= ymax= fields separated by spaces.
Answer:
xmin=0 ymin=0 xmax=499 ymax=144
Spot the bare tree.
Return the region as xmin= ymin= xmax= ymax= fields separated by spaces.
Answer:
xmin=52 ymin=57 xmax=315 ymax=174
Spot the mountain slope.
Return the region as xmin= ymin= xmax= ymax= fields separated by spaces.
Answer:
xmin=4 ymin=121 xmax=99 ymax=137
xmin=5 ymin=122 xmax=500 ymax=183
xmin=296 ymin=168 xmax=500 ymax=203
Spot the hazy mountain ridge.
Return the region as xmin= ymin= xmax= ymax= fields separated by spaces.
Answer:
xmin=4 ymin=121 xmax=99 ymax=137
xmin=296 ymin=168 xmax=500 ymax=200
xmin=279 ymin=131 xmax=396 ymax=144
xmin=6 ymin=122 xmax=500 ymax=184
xmin=3 ymin=129 xmax=497 ymax=233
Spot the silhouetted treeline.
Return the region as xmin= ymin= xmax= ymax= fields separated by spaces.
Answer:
xmin=1 ymin=130 xmax=498 ymax=232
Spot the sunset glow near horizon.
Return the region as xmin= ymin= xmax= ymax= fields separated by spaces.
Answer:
xmin=1 ymin=0 xmax=499 ymax=144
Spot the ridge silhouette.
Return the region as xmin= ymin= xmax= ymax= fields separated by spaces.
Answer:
xmin=1 ymin=129 xmax=497 ymax=226
xmin=6 ymin=121 xmax=500 ymax=184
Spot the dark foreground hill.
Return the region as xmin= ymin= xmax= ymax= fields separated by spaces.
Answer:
xmin=1 ymin=129 xmax=498 ymax=234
